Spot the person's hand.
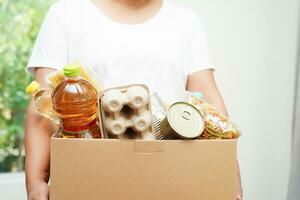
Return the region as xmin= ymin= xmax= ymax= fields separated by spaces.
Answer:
xmin=236 ymin=162 xmax=243 ymax=200
xmin=236 ymin=180 xmax=243 ymax=200
xmin=27 ymin=180 xmax=49 ymax=200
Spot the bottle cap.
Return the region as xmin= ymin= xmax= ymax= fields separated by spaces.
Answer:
xmin=64 ymin=63 xmax=81 ymax=77
xmin=25 ymin=81 xmax=40 ymax=95
xmin=192 ymin=92 xmax=204 ymax=99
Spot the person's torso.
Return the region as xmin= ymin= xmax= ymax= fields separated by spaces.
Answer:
xmin=57 ymin=0 xmax=193 ymax=103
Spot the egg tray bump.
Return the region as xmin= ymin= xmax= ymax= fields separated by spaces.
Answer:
xmin=99 ymin=84 xmax=155 ymax=140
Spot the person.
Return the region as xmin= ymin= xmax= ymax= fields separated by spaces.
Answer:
xmin=25 ymin=0 xmax=243 ymax=199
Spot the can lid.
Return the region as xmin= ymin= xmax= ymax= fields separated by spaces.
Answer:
xmin=64 ymin=63 xmax=81 ymax=77
xmin=167 ymin=102 xmax=204 ymax=139
xmin=25 ymin=81 xmax=40 ymax=95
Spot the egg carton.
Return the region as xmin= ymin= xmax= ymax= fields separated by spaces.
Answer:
xmin=100 ymin=84 xmax=155 ymax=140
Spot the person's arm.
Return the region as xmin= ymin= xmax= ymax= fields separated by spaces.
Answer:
xmin=25 ymin=68 xmax=58 ymax=200
xmin=186 ymin=69 xmax=243 ymax=200
xmin=187 ymin=69 xmax=227 ymax=115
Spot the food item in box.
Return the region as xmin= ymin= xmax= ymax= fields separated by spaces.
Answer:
xmin=151 ymin=93 xmax=168 ymax=140
xmin=160 ymin=102 xmax=204 ymax=139
xmin=25 ymin=81 xmax=59 ymax=124
xmin=190 ymin=92 xmax=240 ymax=139
xmin=101 ymin=84 xmax=155 ymax=140
xmin=46 ymin=63 xmax=102 ymax=92
xmin=46 ymin=71 xmax=65 ymax=89
xmin=52 ymin=64 xmax=101 ymax=138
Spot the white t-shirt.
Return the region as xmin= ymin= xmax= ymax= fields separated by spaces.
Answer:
xmin=28 ymin=0 xmax=213 ymax=103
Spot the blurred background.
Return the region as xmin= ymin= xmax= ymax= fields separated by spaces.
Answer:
xmin=0 ymin=0 xmax=299 ymax=199
xmin=0 ymin=0 xmax=54 ymax=199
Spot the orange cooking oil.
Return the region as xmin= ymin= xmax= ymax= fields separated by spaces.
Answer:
xmin=52 ymin=63 xmax=101 ymax=138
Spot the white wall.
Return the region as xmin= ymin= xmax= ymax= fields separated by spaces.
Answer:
xmin=174 ymin=0 xmax=299 ymax=199
xmin=288 ymin=12 xmax=300 ymax=199
xmin=0 ymin=173 xmax=27 ymax=200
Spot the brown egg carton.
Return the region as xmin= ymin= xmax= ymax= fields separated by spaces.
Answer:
xmin=100 ymin=84 xmax=155 ymax=140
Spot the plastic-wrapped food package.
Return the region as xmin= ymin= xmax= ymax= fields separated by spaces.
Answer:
xmin=189 ymin=93 xmax=240 ymax=139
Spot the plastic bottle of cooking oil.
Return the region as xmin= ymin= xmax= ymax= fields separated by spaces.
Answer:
xmin=26 ymin=81 xmax=59 ymax=124
xmin=51 ymin=63 xmax=101 ymax=138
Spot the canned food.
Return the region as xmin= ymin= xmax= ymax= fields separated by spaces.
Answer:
xmin=152 ymin=114 xmax=165 ymax=140
xmin=151 ymin=93 xmax=168 ymax=140
xmin=160 ymin=102 xmax=204 ymax=139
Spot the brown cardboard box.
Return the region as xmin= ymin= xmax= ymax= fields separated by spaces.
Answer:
xmin=50 ymin=138 xmax=237 ymax=200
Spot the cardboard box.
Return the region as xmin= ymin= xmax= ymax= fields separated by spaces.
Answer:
xmin=50 ymin=138 xmax=237 ymax=200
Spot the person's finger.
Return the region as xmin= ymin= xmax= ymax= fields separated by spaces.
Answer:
xmin=39 ymin=191 xmax=49 ymax=200
xmin=237 ymin=194 xmax=243 ymax=200
xmin=38 ymin=185 xmax=49 ymax=200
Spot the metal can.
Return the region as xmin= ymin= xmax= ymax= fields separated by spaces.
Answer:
xmin=160 ymin=102 xmax=204 ymax=139
xmin=151 ymin=93 xmax=168 ymax=140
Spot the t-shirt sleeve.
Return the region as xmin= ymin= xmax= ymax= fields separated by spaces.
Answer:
xmin=27 ymin=5 xmax=68 ymax=74
xmin=186 ymin=12 xmax=214 ymax=75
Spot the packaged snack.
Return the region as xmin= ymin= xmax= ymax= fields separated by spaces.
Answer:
xmin=52 ymin=64 xmax=101 ymax=138
xmin=190 ymin=92 xmax=241 ymax=139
